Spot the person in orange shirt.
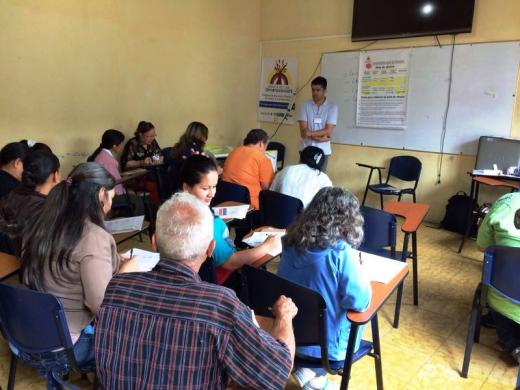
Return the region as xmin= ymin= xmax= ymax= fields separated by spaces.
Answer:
xmin=222 ymin=129 xmax=274 ymax=209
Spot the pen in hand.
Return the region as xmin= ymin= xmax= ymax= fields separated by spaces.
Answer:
xmin=130 ymin=248 xmax=134 ymax=259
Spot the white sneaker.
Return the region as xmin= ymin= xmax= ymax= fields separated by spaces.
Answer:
xmin=303 ymin=375 xmax=340 ymax=390
xmin=293 ymin=367 xmax=317 ymax=388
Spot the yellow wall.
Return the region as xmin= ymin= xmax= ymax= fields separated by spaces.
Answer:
xmin=260 ymin=0 xmax=520 ymax=221
xmin=0 ymin=0 xmax=261 ymax=174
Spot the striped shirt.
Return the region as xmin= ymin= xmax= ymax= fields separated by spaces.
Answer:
xmin=95 ymin=259 xmax=292 ymax=389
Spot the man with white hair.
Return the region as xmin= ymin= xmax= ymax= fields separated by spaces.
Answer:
xmin=95 ymin=192 xmax=297 ymax=389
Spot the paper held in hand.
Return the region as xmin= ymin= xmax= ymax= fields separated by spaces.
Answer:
xmin=242 ymin=230 xmax=285 ymax=257
xmin=123 ymin=248 xmax=160 ymax=272
xmin=351 ymin=249 xmax=408 ymax=284
xmin=105 ymin=215 xmax=145 ymax=234
xmin=212 ymin=204 xmax=249 ymax=220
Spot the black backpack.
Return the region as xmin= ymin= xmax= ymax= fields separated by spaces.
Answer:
xmin=440 ymin=191 xmax=479 ymax=236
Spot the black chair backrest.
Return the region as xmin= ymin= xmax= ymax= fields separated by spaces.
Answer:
xmin=162 ymin=147 xmax=174 ymax=166
xmin=268 ymin=142 xmax=286 ymax=169
xmin=483 ymin=246 xmax=520 ymax=302
xmin=0 ymin=283 xmax=74 ymax=355
xmin=240 ymin=265 xmax=327 ymax=349
xmin=210 ymin=180 xmax=251 ymax=207
xmin=387 ymin=156 xmax=422 ymax=185
xmin=359 ymin=206 xmax=397 ymax=253
xmin=259 ymin=190 xmax=303 ymax=229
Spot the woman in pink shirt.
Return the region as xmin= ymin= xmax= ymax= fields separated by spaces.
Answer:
xmin=88 ymin=130 xmax=144 ymax=217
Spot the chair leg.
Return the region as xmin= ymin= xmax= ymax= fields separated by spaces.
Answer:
xmin=412 ymin=191 xmax=417 ymax=203
xmin=379 ymin=193 xmax=384 ymax=210
xmin=412 ymin=232 xmax=418 ymax=306
xmin=461 ymin=285 xmax=482 ymax=378
xmin=393 ymin=283 xmax=404 ymax=329
xmin=340 ymin=324 xmax=360 ymax=390
xmin=362 ymin=170 xmax=374 ymax=206
xmin=371 ymin=315 xmax=384 ymax=390
xmin=7 ymin=352 xmax=17 ymax=390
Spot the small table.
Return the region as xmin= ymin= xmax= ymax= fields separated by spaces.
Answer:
xmin=112 ymin=221 xmax=151 ymax=246
xmin=0 ymin=252 xmax=21 ymax=280
xmin=458 ymin=174 xmax=520 ymax=253
xmin=384 ymin=201 xmax=430 ymax=327
xmin=342 ymin=265 xmax=409 ymax=390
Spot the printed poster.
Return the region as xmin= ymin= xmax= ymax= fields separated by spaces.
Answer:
xmin=356 ymin=49 xmax=411 ymax=129
xmin=258 ymin=57 xmax=298 ymax=124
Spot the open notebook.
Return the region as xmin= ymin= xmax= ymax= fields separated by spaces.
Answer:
xmin=351 ymin=249 xmax=408 ymax=284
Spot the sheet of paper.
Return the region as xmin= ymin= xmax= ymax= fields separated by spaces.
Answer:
xmin=212 ymin=204 xmax=250 ymax=220
xmin=105 ymin=215 xmax=145 ymax=234
xmin=123 ymin=248 xmax=160 ymax=272
xmin=242 ymin=230 xmax=285 ymax=257
xmin=351 ymin=249 xmax=407 ymax=284
xmin=266 ymin=150 xmax=278 ymax=172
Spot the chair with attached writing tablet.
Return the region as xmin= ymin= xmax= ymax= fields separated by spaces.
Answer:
xmin=240 ymin=265 xmax=382 ymax=390
xmin=210 ymin=180 xmax=250 ymax=207
xmin=360 ymin=206 xmax=407 ymax=328
xmin=0 ymin=283 xmax=92 ymax=390
xmin=259 ymin=190 xmax=303 ymax=229
xmin=461 ymin=246 xmax=520 ymax=379
xmin=358 ymin=155 xmax=422 ymax=209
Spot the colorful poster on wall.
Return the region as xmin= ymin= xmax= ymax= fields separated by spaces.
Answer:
xmin=356 ymin=49 xmax=411 ymax=129
xmin=258 ymin=57 xmax=298 ymax=124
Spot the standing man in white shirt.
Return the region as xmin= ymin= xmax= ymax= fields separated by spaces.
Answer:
xmin=298 ymin=76 xmax=338 ymax=172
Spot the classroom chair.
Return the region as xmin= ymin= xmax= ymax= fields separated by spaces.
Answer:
xmin=360 ymin=206 xmax=408 ymax=328
xmin=461 ymin=246 xmax=520 ymax=379
xmin=358 ymin=155 xmax=422 ymax=208
xmin=267 ymin=141 xmax=286 ymax=170
xmin=240 ymin=265 xmax=382 ymax=390
xmin=259 ymin=190 xmax=303 ymax=229
xmin=0 ymin=282 xmax=92 ymax=390
xmin=210 ymin=180 xmax=251 ymax=207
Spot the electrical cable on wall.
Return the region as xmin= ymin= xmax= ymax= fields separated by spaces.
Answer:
xmin=436 ymin=34 xmax=456 ymax=184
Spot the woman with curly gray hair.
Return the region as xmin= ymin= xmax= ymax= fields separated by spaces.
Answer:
xmin=278 ymin=187 xmax=372 ymax=390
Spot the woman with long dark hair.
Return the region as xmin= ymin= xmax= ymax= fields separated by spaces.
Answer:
xmin=180 ymin=155 xmax=280 ymax=285
xmin=0 ymin=151 xmax=61 ymax=254
xmin=120 ymin=121 xmax=163 ymax=205
xmin=278 ymin=187 xmax=371 ymax=389
xmin=88 ymin=129 xmax=144 ymax=216
xmin=20 ymin=162 xmax=139 ymax=369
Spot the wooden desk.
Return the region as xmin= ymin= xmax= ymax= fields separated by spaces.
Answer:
xmin=384 ymin=201 xmax=430 ymax=327
xmin=120 ymin=168 xmax=149 ymax=184
xmin=458 ymin=174 xmax=520 ymax=253
xmin=112 ymin=221 xmax=150 ymax=246
xmin=0 ymin=252 xmax=21 ymax=280
xmin=342 ymin=265 xmax=409 ymax=390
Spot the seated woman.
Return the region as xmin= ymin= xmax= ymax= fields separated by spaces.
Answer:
xmin=476 ymin=192 xmax=520 ymax=364
xmin=0 ymin=151 xmax=61 ymax=254
xmin=20 ymin=162 xmax=139 ymax=371
xmin=278 ymin=187 xmax=372 ymax=390
xmin=88 ymin=129 xmax=144 ymax=217
xmin=222 ymin=129 xmax=274 ymax=210
xmin=0 ymin=142 xmax=28 ymax=199
xmin=180 ymin=155 xmax=280 ymax=285
xmin=270 ymin=146 xmax=332 ymax=208
xmin=167 ymin=121 xmax=209 ymax=193
xmin=120 ymin=121 xmax=164 ymax=205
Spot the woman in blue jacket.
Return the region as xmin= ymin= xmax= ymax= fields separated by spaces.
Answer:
xmin=278 ymin=187 xmax=371 ymax=390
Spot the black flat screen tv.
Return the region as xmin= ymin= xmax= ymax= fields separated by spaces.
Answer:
xmin=351 ymin=0 xmax=475 ymax=42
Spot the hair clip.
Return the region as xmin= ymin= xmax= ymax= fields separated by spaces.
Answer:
xmin=27 ymin=139 xmax=36 ymax=148
xmin=315 ymin=154 xmax=322 ymax=164
xmin=65 ymin=177 xmax=73 ymax=186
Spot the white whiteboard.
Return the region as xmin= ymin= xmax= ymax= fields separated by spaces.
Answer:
xmin=322 ymin=41 xmax=520 ymax=154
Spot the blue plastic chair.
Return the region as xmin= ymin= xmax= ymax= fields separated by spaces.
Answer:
xmin=0 ymin=282 xmax=89 ymax=390
xmin=210 ymin=180 xmax=251 ymax=207
xmin=461 ymin=246 xmax=520 ymax=379
xmin=240 ymin=265 xmax=382 ymax=390
xmin=360 ymin=206 xmax=408 ymax=328
xmin=358 ymin=156 xmax=422 ymax=208
xmin=259 ymin=190 xmax=303 ymax=229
